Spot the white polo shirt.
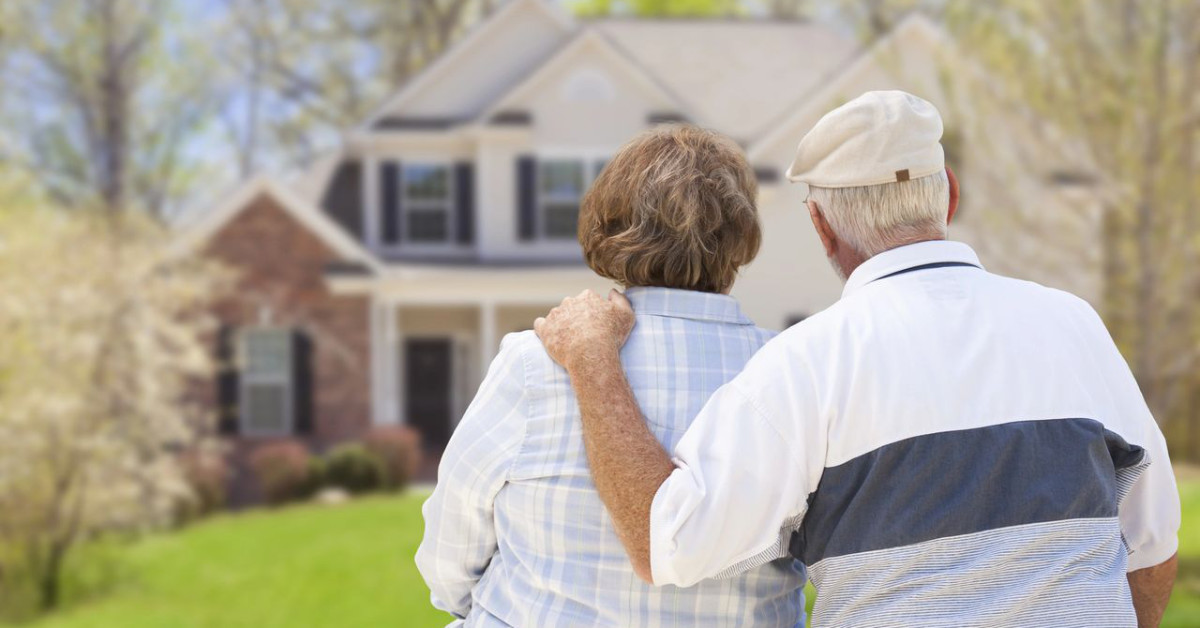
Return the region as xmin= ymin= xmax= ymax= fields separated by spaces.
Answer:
xmin=650 ymin=240 xmax=1180 ymax=627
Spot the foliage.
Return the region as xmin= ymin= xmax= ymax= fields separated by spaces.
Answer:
xmin=0 ymin=202 xmax=226 ymax=612
xmin=248 ymin=441 xmax=321 ymax=505
xmin=363 ymin=426 xmax=422 ymax=492
xmin=937 ymin=0 xmax=1200 ymax=456
xmin=215 ymin=0 xmax=502 ymax=171
xmin=0 ymin=0 xmax=220 ymax=216
xmin=321 ymin=443 xmax=387 ymax=495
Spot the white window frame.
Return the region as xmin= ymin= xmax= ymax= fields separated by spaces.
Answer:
xmin=239 ymin=327 xmax=294 ymax=437
xmin=375 ymin=157 xmax=473 ymax=256
xmin=536 ymin=151 xmax=610 ymax=241
xmin=401 ymin=160 xmax=456 ymax=246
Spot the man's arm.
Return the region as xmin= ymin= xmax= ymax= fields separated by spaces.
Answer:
xmin=415 ymin=336 xmax=528 ymax=618
xmin=1128 ymin=554 xmax=1176 ymax=627
xmin=536 ymin=290 xmax=815 ymax=586
xmin=536 ymin=290 xmax=671 ymax=582
xmin=1077 ymin=301 xmax=1180 ymax=626
xmin=572 ymin=349 xmax=675 ymax=582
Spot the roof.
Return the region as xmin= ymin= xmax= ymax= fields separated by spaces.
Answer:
xmin=747 ymin=14 xmax=958 ymax=161
xmin=592 ymin=19 xmax=859 ymax=141
xmin=172 ymin=176 xmax=383 ymax=273
xmin=360 ymin=0 xmax=575 ymax=129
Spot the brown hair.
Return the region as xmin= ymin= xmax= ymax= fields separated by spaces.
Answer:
xmin=579 ymin=125 xmax=761 ymax=294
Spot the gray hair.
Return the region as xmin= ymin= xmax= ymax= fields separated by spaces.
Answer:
xmin=808 ymin=170 xmax=949 ymax=259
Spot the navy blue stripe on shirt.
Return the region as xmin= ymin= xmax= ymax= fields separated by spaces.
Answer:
xmin=789 ymin=418 xmax=1145 ymax=565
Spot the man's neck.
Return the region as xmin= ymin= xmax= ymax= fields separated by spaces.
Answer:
xmin=837 ymin=236 xmax=946 ymax=281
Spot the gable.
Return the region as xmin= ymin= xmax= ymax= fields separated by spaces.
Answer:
xmin=174 ymin=177 xmax=382 ymax=274
xmin=207 ymin=193 xmax=344 ymax=278
xmin=483 ymin=31 xmax=690 ymax=145
xmin=365 ymin=0 xmax=574 ymax=126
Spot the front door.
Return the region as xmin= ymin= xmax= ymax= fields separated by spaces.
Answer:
xmin=404 ymin=338 xmax=454 ymax=451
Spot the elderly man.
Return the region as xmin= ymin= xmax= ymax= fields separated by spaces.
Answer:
xmin=534 ymin=91 xmax=1180 ymax=627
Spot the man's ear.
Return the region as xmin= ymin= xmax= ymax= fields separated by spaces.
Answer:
xmin=946 ymin=166 xmax=960 ymax=224
xmin=808 ymin=199 xmax=837 ymax=257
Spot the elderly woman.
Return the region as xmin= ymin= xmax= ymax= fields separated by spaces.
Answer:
xmin=417 ymin=125 xmax=806 ymax=627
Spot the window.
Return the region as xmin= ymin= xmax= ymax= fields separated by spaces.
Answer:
xmin=241 ymin=329 xmax=293 ymax=435
xmin=539 ymin=158 xmax=607 ymax=239
xmin=561 ymin=69 xmax=615 ymax=102
xmin=403 ymin=163 xmax=453 ymax=243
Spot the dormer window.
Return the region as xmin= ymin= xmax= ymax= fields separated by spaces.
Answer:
xmin=403 ymin=163 xmax=453 ymax=243
xmin=562 ymin=69 xmax=615 ymax=102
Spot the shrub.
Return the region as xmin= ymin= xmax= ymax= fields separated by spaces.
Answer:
xmin=363 ymin=426 xmax=422 ymax=491
xmin=249 ymin=441 xmax=319 ymax=505
xmin=176 ymin=447 xmax=229 ymax=522
xmin=322 ymin=443 xmax=386 ymax=495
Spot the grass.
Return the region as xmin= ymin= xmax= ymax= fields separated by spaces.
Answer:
xmin=4 ymin=481 xmax=1200 ymax=627
xmin=7 ymin=492 xmax=452 ymax=628
xmin=1164 ymin=474 xmax=1200 ymax=627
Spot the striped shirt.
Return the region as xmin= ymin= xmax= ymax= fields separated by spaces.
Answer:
xmin=417 ymin=287 xmax=807 ymax=627
xmin=649 ymin=240 xmax=1181 ymax=627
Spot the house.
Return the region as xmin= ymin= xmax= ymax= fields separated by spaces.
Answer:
xmin=176 ymin=0 xmax=1101 ymax=501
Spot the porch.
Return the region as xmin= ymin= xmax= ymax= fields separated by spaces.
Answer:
xmin=341 ymin=264 xmax=615 ymax=454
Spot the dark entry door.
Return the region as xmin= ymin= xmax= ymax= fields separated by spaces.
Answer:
xmin=405 ymin=338 xmax=453 ymax=451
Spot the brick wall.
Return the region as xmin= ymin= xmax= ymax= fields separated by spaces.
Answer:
xmin=197 ymin=192 xmax=372 ymax=504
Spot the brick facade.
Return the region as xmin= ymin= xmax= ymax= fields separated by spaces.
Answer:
xmin=198 ymin=192 xmax=372 ymax=503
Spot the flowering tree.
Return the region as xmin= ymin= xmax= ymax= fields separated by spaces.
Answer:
xmin=0 ymin=199 xmax=226 ymax=612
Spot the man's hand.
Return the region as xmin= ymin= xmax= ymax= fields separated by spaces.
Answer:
xmin=535 ymin=289 xmax=635 ymax=372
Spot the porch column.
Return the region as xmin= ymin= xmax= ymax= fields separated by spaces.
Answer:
xmin=480 ymin=300 xmax=497 ymax=375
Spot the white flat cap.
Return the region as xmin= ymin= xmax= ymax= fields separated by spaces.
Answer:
xmin=785 ymin=90 xmax=944 ymax=188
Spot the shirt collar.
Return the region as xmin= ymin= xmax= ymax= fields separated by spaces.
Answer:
xmin=624 ymin=286 xmax=754 ymax=326
xmin=842 ymin=240 xmax=984 ymax=299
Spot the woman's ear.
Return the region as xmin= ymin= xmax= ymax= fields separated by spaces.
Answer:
xmin=946 ymin=166 xmax=960 ymax=224
xmin=808 ymin=199 xmax=837 ymax=257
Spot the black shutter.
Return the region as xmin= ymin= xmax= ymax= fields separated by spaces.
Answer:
xmin=381 ymin=161 xmax=401 ymax=244
xmin=215 ymin=325 xmax=239 ymax=435
xmin=516 ymin=155 xmax=537 ymax=241
xmin=319 ymin=159 xmax=364 ymax=239
xmin=292 ymin=329 xmax=314 ymax=436
xmin=454 ymin=162 xmax=475 ymax=245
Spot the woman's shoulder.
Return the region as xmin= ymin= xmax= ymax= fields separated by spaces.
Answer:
xmin=496 ymin=330 xmax=566 ymax=388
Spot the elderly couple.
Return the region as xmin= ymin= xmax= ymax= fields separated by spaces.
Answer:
xmin=417 ymin=91 xmax=1180 ymax=627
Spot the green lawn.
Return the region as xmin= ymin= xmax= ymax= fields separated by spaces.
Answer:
xmin=11 ymin=493 xmax=453 ymax=628
xmin=6 ymin=482 xmax=1200 ymax=627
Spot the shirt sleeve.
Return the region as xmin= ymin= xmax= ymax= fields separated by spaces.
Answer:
xmin=649 ymin=341 xmax=824 ymax=587
xmin=415 ymin=334 xmax=529 ymax=619
xmin=1081 ymin=303 xmax=1181 ymax=571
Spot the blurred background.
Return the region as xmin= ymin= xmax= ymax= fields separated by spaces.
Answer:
xmin=0 ymin=0 xmax=1198 ymax=626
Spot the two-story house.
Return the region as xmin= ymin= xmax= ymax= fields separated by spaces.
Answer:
xmin=176 ymin=0 xmax=1101 ymax=498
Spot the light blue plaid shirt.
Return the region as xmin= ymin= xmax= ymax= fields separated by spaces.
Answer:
xmin=417 ymin=287 xmax=807 ymax=627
